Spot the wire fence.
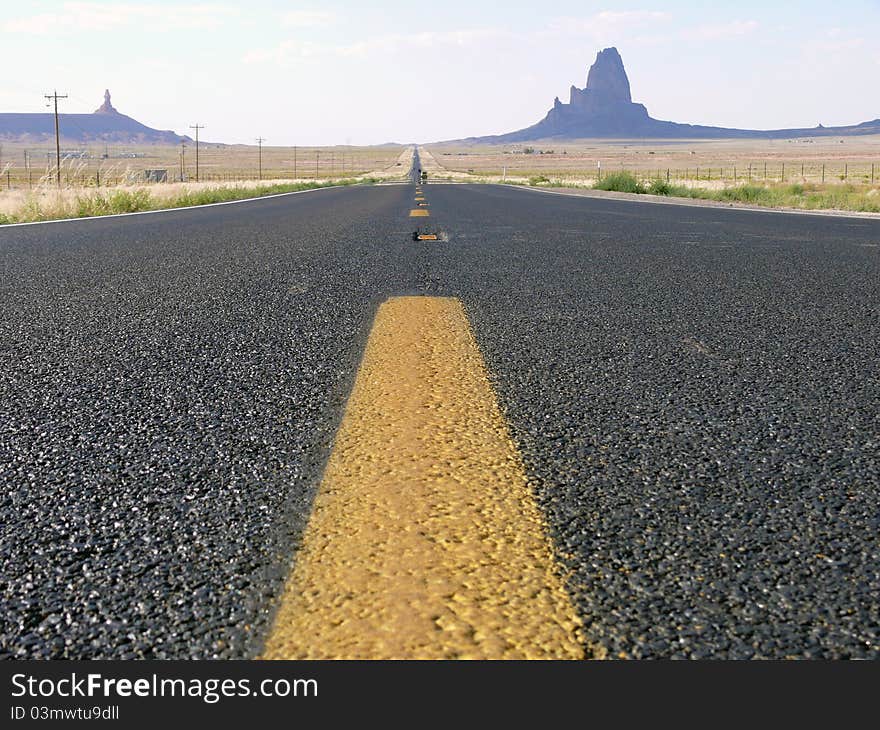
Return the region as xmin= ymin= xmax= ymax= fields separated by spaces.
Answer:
xmin=446 ymin=160 xmax=880 ymax=186
xmin=1 ymin=158 xmax=876 ymax=190
xmin=0 ymin=166 xmax=382 ymax=190
xmin=0 ymin=148 xmax=404 ymax=191
xmin=600 ymin=162 xmax=878 ymax=186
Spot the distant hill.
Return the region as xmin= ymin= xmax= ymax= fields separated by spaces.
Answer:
xmin=457 ymin=48 xmax=880 ymax=143
xmin=0 ymin=90 xmax=192 ymax=145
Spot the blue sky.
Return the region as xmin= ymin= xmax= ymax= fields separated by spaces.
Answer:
xmin=1 ymin=1 xmax=878 ymax=144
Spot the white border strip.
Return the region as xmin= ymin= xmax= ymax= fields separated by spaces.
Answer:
xmin=0 ymin=183 xmax=362 ymax=229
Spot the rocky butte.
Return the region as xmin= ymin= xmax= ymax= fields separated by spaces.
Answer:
xmin=0 ymin=90 xmax=191 ymax=144
xmin=462 ymin=47 xmax=880 ymax=142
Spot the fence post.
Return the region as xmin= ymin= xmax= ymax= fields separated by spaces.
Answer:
xmin=844 ymin=163 xmax=847 ymax=180
xmin=748 ymin=164 xmax=751 ymax=182
xmin=782 ymin=162 xmax=785 ymax=182
xmin=873 ymin=163 xmax=875 ymax=184
xmin=666 ymin=168 xmax=670 ymax=182
xmin=734 ymin=166 xmax=737 ymax=182
xmin=822 ymin=163 xmax=825 ymax=183
xmin=764 ymin=161 xmax=767 ymax=180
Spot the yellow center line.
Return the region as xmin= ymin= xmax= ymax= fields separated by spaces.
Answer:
xmin=409 ymin=209 xmax=430 ymax=216
xmin=261 ymin=296 xmax=585 ymax=659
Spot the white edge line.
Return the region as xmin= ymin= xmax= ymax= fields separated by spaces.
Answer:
xmin=0 ymin=183 xmax=369 ymax=229
xmin=495 ymin=183 xmax=880 ymax=221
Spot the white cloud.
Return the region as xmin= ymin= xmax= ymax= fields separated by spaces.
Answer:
xmin=2 ymin=2 xmax=237 ymax=34
xmin=681 ymin=20 xmax=759 ymax=41
xmin=594 ymin=10 xmax=670 ymax=24
xmin=242 ymin=40 xmax=327 ymax=65
xmin=243 ymin=27 xmax=513 ymax=66
xmin=244 ymin=10 xmax=679 ymax=68
xmin=546 ymin=10 xmax=669 ymax=35
xmin=281 ymin=10 xmax=336 ymax=28
xmin=811 ymin=28 xmax=864 ymax=53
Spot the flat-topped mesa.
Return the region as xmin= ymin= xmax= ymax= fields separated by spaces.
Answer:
xmin=94 ymin=89 xmax=119 ymax=115
xmin=0 ymin=87 xmax=191 ymax=143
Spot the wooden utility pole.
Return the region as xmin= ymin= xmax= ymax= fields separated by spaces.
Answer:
xmin=189 ymin=124 xmax=205 ymax=182
xmin=45 ymin=91 xmax=68 ymax=187
xmin=256 ymin=137 xmax=265 ymax=180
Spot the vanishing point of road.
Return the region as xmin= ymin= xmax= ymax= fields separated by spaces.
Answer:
xmin=1 ymin=152 xmax=878 ymax=659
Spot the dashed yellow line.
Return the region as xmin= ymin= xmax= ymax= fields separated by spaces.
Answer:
xmin=261 ymin=297 xmax=584 ymax=659
xmin=409 ymin=209 xmax=430 ymax=217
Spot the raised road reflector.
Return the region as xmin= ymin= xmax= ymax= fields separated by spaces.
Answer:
xmin=409 ymin=209 xmax=429 ymax=217
xmin=416 ymin=234 xmax=438 ymax=240
xmin=261 ymin=296 xmax=585 ymax=659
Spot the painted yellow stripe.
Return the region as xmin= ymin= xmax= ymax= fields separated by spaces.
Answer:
xmin=262 ymin=296 xmax=584 ymax=659
xmin=409 ymin=209 xmax=430 ymax=217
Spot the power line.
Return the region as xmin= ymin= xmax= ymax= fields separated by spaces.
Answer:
xmin=44 ymin=91 xmax=68 ymax=187
xmin=256 ymin=137 xmax=266 ymax=181
xmin=189 ymin=124 xmax=205 ymax=182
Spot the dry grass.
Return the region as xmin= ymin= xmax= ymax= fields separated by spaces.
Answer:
xmin=0 ymin=146 xmax=413 ymax=224
xmin=425 ymin=135 xmax=880 ymax=187
xmin=525 ymin=170 xmax=880 ymax=214
xmin=0 ymin=178 xmax=382 ymax=225
xmin=421 ymin=137 xmax=880 ymax=212
xmin=0 ymin=142 xmax=409 ymax=189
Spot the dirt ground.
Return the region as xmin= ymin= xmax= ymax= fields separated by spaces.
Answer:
xmin=0 ymin=146 xmax=413 ymax=218
xmin=0 ymin=142 xmax=407 ymax=190
xmin=426 ymin=135 xmax=880 ymax=186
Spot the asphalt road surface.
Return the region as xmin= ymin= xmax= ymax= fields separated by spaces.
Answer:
xmin=1 ymin=177 xmax=878 ymax=659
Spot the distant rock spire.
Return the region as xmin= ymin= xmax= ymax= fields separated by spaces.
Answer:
xmin=94 ymin=89 xmax=118 ymax=114
xmin=584 ymin=47 xmax=632 ymax=103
